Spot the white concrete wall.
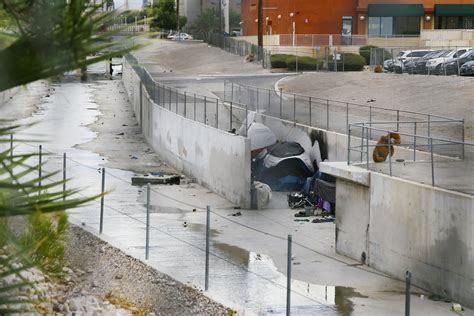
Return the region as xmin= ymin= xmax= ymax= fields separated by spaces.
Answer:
xmin=123 ymin=60 xmax=252 ymax=208
xmin=0 ymin=86 xmax=20 ymax=106
xmin=321 ymin=162 xmax=474 ymax=308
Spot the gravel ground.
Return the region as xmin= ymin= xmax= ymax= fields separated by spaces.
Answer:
xmin=64 ymin=223 xmax=231 ymax=315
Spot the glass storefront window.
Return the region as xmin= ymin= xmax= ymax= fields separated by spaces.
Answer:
xmin=368 ymin=16 xmax=419 ymax=36
xmin=436 ymin=16 xmax=474 ymax=29
xmin=394 ymin=17 xmax=420 ymax=35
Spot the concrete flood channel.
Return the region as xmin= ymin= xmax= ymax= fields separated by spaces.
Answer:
xmin=13 ymin=77 xmax=361 ymax=315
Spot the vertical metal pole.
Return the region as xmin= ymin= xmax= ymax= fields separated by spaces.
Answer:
xmin=99 ymin=167 xmax=105 ymax=234
xmin=216 ymin=99 xmax=219 ymax=129
xmin=396 ymin=110 xmax=400 ymax=132
xmin=279 ymin=89 xmax=283 ymax=118
xmin=347 ymin=127 xmax=351 ymax=165
xmin=268 ymin=89 xmax=271 ymax=112
xmin=286 ymin=234 xmax=292 ymax=316
xmin=326 ymin=100 xmax=329 ymax=130
xmin=346 ymin=103 xmax=349 ymax=134
xmin=308 ymin=97 xmax=312 ymax=126
xmin=204 ymin=97 xmax=207 ymax=124
xmin=369 ymin=106 xmax=373 ymax=139
xmin=430 ymin=138 xmax=435 ymax=187
xmin=366 ymin=127 xmax=370 ymax=170
xmin=293 ymin=94 xmax=296 ymax=123
xmin=231 ymin=82 xmax=234 ymax=102
xmin=194 ymin=93 xmax=196 ymax=121
xmin=256 ymin=88 xmax=259 ymax=112
xmin=205 ymin=206 xmax=210 ymax=291
xmin=427 ymin=115 xmax=431 ymax=151
xmin=62 ymin=153 xmax=66 ymax=202
xmin=38 ymin=145 xmax=42 ymax=188
xmin=145 ymin=183 xmax=150 ymax=260
xmin=245 ymin=103 xmax=249 ymax=136
xmin=229 ymin=102 xmax=233 ymax=131
xmin=461 ymin=119 xmax=465 ymax=159
xmin=175 ymin=89 xmax=178 ymax=113
xmin=405 ymin=271 xmax=411 ymax=316
xmin=361 ymin=125 xmax=365 ymax=163
xmin=388 ymin=133 xmax=392 ymax=176
xmin=413 ymin=122 xmax=417 ymax=161
xmin=168 ymin=87 xmax=171 ymax=110
xmin=184 ymin=92 xmax=187 ymax=118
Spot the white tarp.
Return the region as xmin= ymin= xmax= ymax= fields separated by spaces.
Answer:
xmin=248 ymin=123 xmax=277 ymax=151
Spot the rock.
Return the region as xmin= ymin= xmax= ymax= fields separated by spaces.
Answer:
xmin=68 ymin=300 xmax=78 ymax=312
xmin=115 ymin=274 xmax=123 ymax=279
xmin=452 ymin=303 xmax=463 ymax=312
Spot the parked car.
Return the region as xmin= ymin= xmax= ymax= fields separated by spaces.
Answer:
xmin=438 ymin=49 xmax=474 ymax=75
xmin=410 ymin=50 xmax=448 ymax=74
xmin=171 ymin=32 xmax=193 ymax=40
xmin=426 ymin=47 xmax=470 ymax=74
xmin=384 ymin=50 xmax=429 ymax=72
xmin=460 ymin=60 xmax=474 ymax=76
xmin=392 ymin=50 xmax=431 ymax=73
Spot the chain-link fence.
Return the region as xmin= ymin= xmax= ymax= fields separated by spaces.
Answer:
xmin=370 ymin=46 xmax=474 ymax=76
xmin=223 ymin=80 xmax=465 ymax=153
xmin=347 ymin=122 xmax=472 ymax=193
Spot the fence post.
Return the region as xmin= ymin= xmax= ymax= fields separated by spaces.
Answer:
xmin=326 ymin=100 xmax=330 ymax=130
xmin=145 ymin=183 xmax=150 ymax=260
xmin=175 ymin=89 xmax=178 ymax=113
xmin=204 ymin=96 xmax=207 ymax=124
xmin=346 ymin=103 xmax=349 ymax=134
xmin=268 ymin=89 xmax=271 ymax=112
xmin=205 ymin=206 xmax=210 ymax=291
xmin=216 ymin=99 xmax=219 ymax=129
xmin=194 ymin=94 xmax=197 ymax=121
xmin=369 ymin=106 xmax=372 ymax=139
xmin=430 ymin=138 xmax=435 ymax=187
xmin=184 ymin=92 xmax=187 ymax=118
xmin=461 ymin=119 xmax=465 ymax=159
xmin=342 ymin=52 xmax=345 ymax=72
xmin=413 ymin=122 xmax=417 ymax=162
xmin=293 ymin=94 xmax=296 ymax=123
xmin=229 ymin=102 xmax=233 ymax=131
xmin=256 ymin=88 xmax=259 ymax=113
xmin=405 ymin=271 xmax=411 ymax=316
xmin=308 ymin=97 xmax=312 ymax=126
xmin=388 ymin=133 xmax=392 ymax=176
xmin=427 ymin=115 xmax=431 ymax=151
xmin=169 ymin=87 xmax=172 ymax=110
xmin=334 ymin=48 xmax=337 ymax=72
xmin=396 ymin=110 xmax=400 ymax=132
xmin=231 ymin=82 xmax=234 ymax=102
xmin=347 ymin=127 xmax=351 ymax=165
xmin=279 ymin=88 xmax=283 ymax=118
xmin=366 ymin=126 xmax=370 ymax=170
xmin=361 ymin=125 xmax=365 ymax=163
xmin=99 ymin=167 xmax=105 ymax=234
xmin=63 ymin=153 xmax=66 ymax=202
xmin=286 ymin=234 xmax=292 ymax=316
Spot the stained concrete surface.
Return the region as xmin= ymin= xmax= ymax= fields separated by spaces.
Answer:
xmin=5 ymin=61 xmax=472 ymax=314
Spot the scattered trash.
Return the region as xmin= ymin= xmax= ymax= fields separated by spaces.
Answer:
xmin=255 ymin=254 xmax=261 ymax=260
xmin=192 ymin=208 xmax=196 ymax=212
xmin=229 ymin=211 xmax=242 ymax=217
xmin=420 ymin=295 xmax=425 ymax=299
xmin=117 ymin=132 xmax=124 ymax=136
xmin=183 ymin=221 xmax=188 ymax=228
xmin=131 ymin=174 xmax=180 ymax=185
xmin=294 ymin=219 xmax=310 ymax=222
xmin=233 ymin=206 xmax=241 ymax=210
xmin=396 ymin=158 xmax=405 ymax=162
xmin=122 ymin=124 xmax=128 ymax=126
xmin=452 ymin=303 xmax=463 ymax=312
xmin=292 ymin=262 xmax=301 ymax=265
xmin=312 ymin=216 xmax=335 ymax=224
xmin=130 ymin=156 xmax=138 ymax=159
xmin=367 ymin=99 xmax=376 ymax=103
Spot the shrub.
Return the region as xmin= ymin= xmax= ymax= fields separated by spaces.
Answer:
xmin=270 ymin=54 xmax=293 ymax=68
xmin=286 ymin=56 xmax=322 ymax=71
xmin=359 ymin=45 xmax=378 ymax=65
xmin=328 ymin=53 xmax=366 ymax=71
xmin=20 ymin=211 xmax=68 ymax=276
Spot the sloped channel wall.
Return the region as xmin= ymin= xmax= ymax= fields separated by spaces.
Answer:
xmin=122 ymin=58 xmax=252 ymax=208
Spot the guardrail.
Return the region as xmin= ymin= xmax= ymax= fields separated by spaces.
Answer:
xmin=347 ymin=122 xmax=472 ymax=192
xmin=223 ymin=80 xmax=465 ymax=152
xmin=125 ymin=54 xmax=252 ymax=136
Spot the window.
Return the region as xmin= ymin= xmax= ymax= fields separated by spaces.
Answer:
xmin=436 ymin=16 xmax=474 ymax=29
xmin=368 ymin=16 xmax=419 ymax=36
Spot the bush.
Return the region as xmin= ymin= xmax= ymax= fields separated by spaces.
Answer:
xmin=270 ymin=54 xmax=293 ymax=68
xmin=20 ymin=211 xmax=68 ymax=276
xmin=286 ymin=56 xmax=322 ymax=71
xmin=328 ymin=53 xmax=366 ymax=71
xmin=359 ymin=45 xmax=378 ymax=65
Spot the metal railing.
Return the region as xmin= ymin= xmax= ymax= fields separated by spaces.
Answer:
xmin=347 ymin=122 xmax=472 ymax=193
xmin=125 ymin=54 xmax=252 ymax=136
xmin=223 ymin=80 xmax=465 ymax=152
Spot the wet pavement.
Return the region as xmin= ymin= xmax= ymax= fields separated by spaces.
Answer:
xmin=8 ymin=62 xmax=473 ymax=315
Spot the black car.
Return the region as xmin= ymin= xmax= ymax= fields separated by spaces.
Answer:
xmin=460 ymin=60 xmax=474 ymax=76
xmin=411 ymin=50 xmax=447 ymax=74
xmin=439 ymin=49 xmax=474 ymax=75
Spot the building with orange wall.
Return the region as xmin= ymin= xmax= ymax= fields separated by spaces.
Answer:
xmin=240 ymin=0 xmax=474 ymax=36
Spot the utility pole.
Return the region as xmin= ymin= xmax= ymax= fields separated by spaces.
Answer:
xmin=176 ymin=0 xmax=180 ymax=32
xmin=257 ymin=0 xmax=263 ymax=59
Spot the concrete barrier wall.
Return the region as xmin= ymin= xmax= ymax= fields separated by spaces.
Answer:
xmin=0 ymin=86 xmax=20 ymax=106
xmin=123 ymin=61 xmax=252 ymax=208
xmin=320 ymin=162 xmax=474 ymax=308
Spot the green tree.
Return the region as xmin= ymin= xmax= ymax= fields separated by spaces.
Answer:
xmin=147 ymin=0 xmax=186 ymax=30
xmin=229 ymin=9 xmax=240 ymax=30
xmin=190 ymin=7 xmax=219 ymax=39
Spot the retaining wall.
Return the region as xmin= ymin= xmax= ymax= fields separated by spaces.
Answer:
xmin=123 ymin=60 xmax=252 ymax=208
xmin=320 ymin=162 xmax=474 ymax=308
